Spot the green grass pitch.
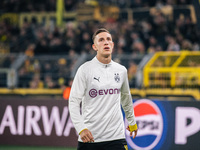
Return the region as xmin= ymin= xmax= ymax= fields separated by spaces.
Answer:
xmin=0 ymin=146 xmax=76 ymax=150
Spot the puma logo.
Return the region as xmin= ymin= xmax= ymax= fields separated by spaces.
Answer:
xmin=94 ymin=77 xmax=100 ymax=82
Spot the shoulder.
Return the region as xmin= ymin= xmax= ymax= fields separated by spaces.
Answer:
xmin=112 ymin=61 xmax=127 ymax=72
xmin=78 ymin=60 xmax=94 ymax=73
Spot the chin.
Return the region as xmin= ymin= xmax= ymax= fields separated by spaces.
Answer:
xmin=103 ymin=53 xmax=111 ymax=58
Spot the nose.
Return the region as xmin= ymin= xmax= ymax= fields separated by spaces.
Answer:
xmin=104 ymin=40 xmax=109 ymax=45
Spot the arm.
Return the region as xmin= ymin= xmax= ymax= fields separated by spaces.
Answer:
xmin=69 ymin=66 xmax=94 ymax=142
xmin=69 ymin=96 xmax=87 ymax=135
xmin=69 ymin=96 xmax=94 ymax=142
xmin=121 ymin=69 xmax=138 ymax=138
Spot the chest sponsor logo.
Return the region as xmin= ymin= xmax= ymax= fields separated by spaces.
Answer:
xmin=89 ymin=88 xmax=120 ymax=98
xmin=125 ymin=99 xmax=163 ymax=150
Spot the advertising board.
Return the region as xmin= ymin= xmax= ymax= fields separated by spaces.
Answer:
xmin=0 ymin=99 xmax=78 ymax=147
xmin=126 ymin=99 xmax=200 ymax=150
xmin=0 ymin=98 xmax=200 ymax=149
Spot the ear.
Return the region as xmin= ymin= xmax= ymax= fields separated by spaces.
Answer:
xmin=112 ymin=42 xmax=114 ymax=48
xmin=111 ymin=42 xmax=115 ymax=52
xmin=92 ymin=44 xmax=98 ymax=51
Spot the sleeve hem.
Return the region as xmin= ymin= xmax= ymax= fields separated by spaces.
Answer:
xmin=79 ymin=128 xmax=88 ymax=135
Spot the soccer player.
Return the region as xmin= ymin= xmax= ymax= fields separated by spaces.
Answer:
xmin=69 ymin=28 xmax=138 ymax=150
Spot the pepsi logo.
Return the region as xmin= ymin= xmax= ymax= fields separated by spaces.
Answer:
xmin=125 ymin=99 xmax=163 ymax=150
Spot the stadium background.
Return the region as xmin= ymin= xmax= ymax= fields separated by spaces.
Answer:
xmin=0 ymin=0 xmax=200 ymax=150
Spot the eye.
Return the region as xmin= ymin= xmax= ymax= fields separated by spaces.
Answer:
xmin=107 ymin=37 xmax=111 ymax=41
xmin=99 ymin=38 xmax=104 ymax=42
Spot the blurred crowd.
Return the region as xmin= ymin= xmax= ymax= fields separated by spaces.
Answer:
xmin=0 ymin=0 xmax=77 ymax=12
xmin=17 ymin=55 xmax=78 ymax=89
xmin=0 ymin=0 xmax=199 ymax=89
xmin=0 ymin=0 xmax=192 ymax=13
xmin=0 ymin=1 xmax=199 ymax=55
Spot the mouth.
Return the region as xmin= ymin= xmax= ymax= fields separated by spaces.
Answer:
xmin=104 ymin=47 xmax=110 ymax=50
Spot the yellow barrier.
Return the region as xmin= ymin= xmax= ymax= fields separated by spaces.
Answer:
xmin=19 ymin=12 xmax=76 ymax=27
xmin=144 ymin=51 xmax=200 ymax=89
xmin=0 ymin=88 xmax=199 ymax=101
xmin=0 ymin=88 xmax=62 ymax=96
xmin=0 ymin=13 xmax=19 ymax=25
xmin=0 ymin=4 xmax=195 ymax=28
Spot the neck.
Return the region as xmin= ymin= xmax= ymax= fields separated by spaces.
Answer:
xmin=96 ymin=55 xmax=111 ymax=64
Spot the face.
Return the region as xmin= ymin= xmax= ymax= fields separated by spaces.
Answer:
xmin=92 ymin=32 xmax=114 ymax=58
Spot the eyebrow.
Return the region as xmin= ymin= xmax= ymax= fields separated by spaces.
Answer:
xmin=99 ymin=37 xmax=104 ymax=41
xmin=98 ymin=36 xmax=112 ymax=41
